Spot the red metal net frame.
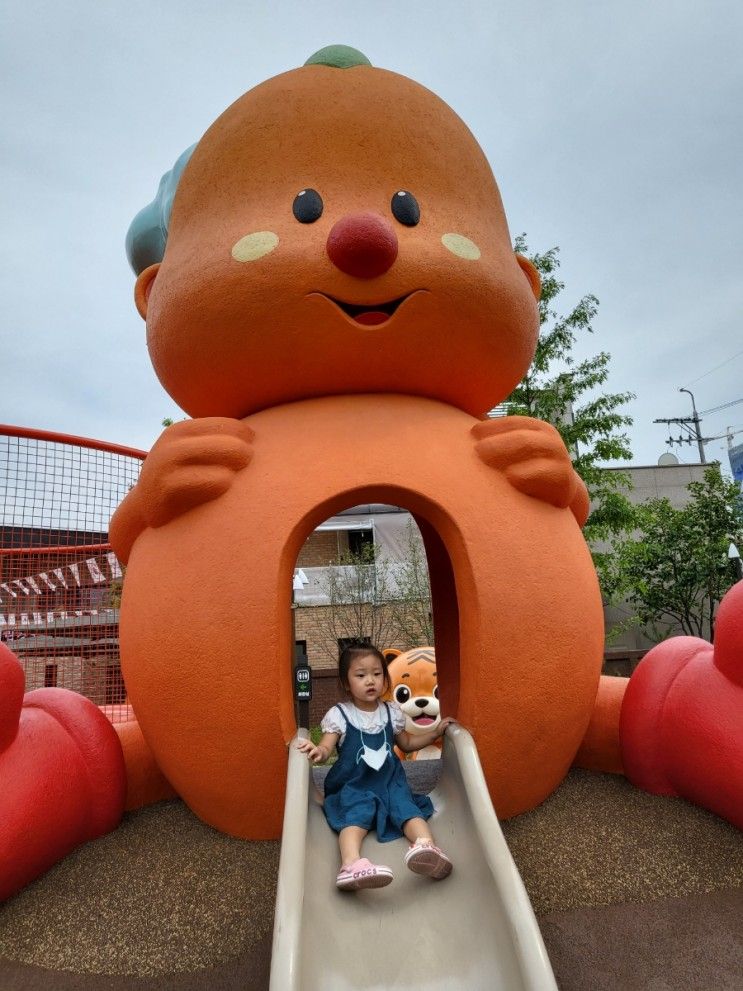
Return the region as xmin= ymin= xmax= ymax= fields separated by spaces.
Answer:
xmin=0 ymin=425 xmax=145 ymax=723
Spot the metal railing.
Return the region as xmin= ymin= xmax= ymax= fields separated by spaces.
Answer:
xmin=0 ymin=425 xmax=144 ymax=721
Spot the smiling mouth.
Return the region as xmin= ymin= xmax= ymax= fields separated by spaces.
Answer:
xmin=312 ymin=291 xmax=418 ymax=326
xmin=412 ymin=715 xmax=435 ymax=726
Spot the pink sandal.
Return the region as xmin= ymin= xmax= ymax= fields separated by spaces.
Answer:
xmin=336 ymin=857 xmax=394 ymax=891
xmin=404 ymin=842 xmax=453 ymax=880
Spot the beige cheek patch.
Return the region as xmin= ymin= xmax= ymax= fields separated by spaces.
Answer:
xmin=231 ymin=231 xmax=279 ymax=262
xmin=441 ymin=233 xmax=481 ymax=261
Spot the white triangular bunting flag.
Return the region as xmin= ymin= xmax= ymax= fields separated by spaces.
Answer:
xmin=12 ymin=580 xmax=30 ymax=596
xmin=106 ymin=551 xmax=123 ymax=579
xmin=69 ymin=563 xmax=81 ymax=586
xmin=53 ymin=568 xmax=68 ymax=588
xmin=86 ymin=558 xmax=106 ymax=583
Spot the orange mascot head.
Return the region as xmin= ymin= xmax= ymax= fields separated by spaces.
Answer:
xmin=127 ymin=44 xmax=540 ymax=421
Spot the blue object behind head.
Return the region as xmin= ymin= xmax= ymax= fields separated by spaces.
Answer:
xmin=125 ymin=144 xmax=196 ymax=275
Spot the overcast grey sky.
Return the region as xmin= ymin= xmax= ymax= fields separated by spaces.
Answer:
xmin=3 ymin=1 xmax=741 ymax=470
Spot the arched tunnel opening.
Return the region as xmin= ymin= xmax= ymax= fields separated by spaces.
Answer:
xmin=287 ymin=494 xmax=461 ymax=738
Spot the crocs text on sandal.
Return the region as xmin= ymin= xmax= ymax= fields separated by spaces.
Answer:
xmin=336 ymin=857 xmax=394 ymax=891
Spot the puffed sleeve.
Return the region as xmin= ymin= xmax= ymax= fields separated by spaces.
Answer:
xmin=389 ymin=701 xmax=407 ymax=735
xmin=320 ymin=705 xmax=345 ymax=736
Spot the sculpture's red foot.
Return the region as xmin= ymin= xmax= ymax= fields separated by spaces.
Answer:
xmin=0 ymin=643 xmax=126 ymax=901
xmin=620 ymin=581 xmax=743 ymax=829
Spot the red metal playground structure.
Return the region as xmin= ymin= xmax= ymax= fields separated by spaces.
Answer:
xmin=0 ymin=424 xmax=143 ymax=723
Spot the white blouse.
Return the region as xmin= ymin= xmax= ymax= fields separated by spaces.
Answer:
xmin=321 ymin=701 xmax=406 ymax=746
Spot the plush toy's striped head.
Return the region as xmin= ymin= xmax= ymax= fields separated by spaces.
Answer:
xmin=383 ymin=647 xmax=441 ymax=737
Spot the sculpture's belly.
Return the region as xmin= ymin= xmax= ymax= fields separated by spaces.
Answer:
xmin=119 ymin=395 xmax=603 ymax=836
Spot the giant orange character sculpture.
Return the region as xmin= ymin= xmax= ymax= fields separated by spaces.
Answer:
xmin=2 ymin=46 xmax=741 ymax=900
xmin=109 ymin=43 xmax=603 ymax=840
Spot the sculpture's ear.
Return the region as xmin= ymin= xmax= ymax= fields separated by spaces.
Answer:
xmin=515 ymin=253 xmax=541 ymax=301
xmin=134 ymin=263 xmax=160 ymax=320
xmin=382 ymin=648 xmax=402 ymax=662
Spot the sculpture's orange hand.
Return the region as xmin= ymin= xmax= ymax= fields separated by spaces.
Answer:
xmin=472 ymin=416 xmax=589 ymax=526
xmin=110 ymin=418 xmax=254 ymax=562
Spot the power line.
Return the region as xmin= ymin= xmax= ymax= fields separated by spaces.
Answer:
xmin=683 ymin=346 xmax=743 ymax=389
xmin=699 ymin=397 xmax=743 ymax=416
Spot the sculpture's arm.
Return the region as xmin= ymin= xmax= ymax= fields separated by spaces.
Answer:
xmin=110 ymin=417 xmax=254 ymax=562
xmin=472 ymin=416 xmax=589 ymax=526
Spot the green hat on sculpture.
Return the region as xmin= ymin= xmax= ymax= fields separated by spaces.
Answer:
xmin=304 ymin=45 xmax=372 ymax=68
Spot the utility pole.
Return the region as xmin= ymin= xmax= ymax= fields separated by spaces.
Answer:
xmin=679 ymin=388 xmax=706 ymax=463
xmin=654 ymin=388 xmax=711 ymax=463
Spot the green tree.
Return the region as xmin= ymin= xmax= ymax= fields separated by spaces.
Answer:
xmin=304 ymin=542 xmax=399 ymax=663
xmin=107 ymin=576 xmax=124 ymax=609
xmin=603 ymin=466 xmax=743 ymax=641
xmin=388 ymin=519 xmax=433 ymax=646
xmin=298 ymin=524 xmax=435 ymax=663
xmin=506 ymin=238 xmax=637 ymax=566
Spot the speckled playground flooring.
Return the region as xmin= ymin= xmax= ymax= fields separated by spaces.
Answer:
xmin=0 ymin=767 xmax=741 ymax=987
xmin=501 ymin=767 xmax=743 ymax=915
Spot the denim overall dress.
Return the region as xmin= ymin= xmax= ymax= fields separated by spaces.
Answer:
xmin=323 ymin=702 xmax=434 ymax=842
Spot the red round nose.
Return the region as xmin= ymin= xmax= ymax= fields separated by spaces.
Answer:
xmin=326 ymin=212 xmax=398 ymax=279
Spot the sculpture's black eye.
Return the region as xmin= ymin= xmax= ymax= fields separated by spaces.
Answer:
xmin=391 ymin=190 xmax=420 ymax=226
xmin=433 ymin=685 xmax=439 ymax=700
xmin=293 ymin=189 xmax=323 ymax=223
xmin=394 ymin=685 xmax=411 ymax=704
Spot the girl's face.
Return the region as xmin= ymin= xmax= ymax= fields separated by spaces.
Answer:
xmin=345 ymin=654 xmax=386 ymax=710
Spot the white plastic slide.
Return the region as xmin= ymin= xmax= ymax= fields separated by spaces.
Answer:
xmin=269 ymin=725 xmax=557 ymax=991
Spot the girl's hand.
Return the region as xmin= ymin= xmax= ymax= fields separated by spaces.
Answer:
xmin=437 ymin=717 xmax=457 ymax=737
xmin=296 ymin=739 xmax=327 ymax=763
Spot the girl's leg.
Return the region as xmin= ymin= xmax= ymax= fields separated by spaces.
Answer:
xmin=339 ymin=825 xmax=368 ymax=867
xmin=403 ymin=817 xmax=434 ymax=845
xmin=336 ymin=826 xmax=394 ymax=890
xmin=403 ymin=818 xmax=452 ymax=879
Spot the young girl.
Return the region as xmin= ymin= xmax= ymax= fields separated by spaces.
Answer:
xmin=297 ymin=645 xmax=455 ymax=891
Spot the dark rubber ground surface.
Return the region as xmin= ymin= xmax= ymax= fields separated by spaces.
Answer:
xmin=1 ymin=765 xmax=741 ymax=989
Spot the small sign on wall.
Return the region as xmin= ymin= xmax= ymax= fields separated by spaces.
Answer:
xmin=294 ymin=664 xmax=312 ymax=701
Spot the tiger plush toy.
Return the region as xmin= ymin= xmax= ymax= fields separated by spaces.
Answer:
xmin=383 ymin=647 xmax=442 ymax=760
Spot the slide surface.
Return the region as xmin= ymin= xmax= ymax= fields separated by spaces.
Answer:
xmin=270 ymin=725 xmax=557 ymax=990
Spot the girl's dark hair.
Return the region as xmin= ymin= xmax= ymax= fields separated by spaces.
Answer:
xmin=338 ymin=644 xmax=391 ymax=693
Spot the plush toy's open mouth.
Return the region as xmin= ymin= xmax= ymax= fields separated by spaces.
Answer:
xmin=412 ymin=714 xmax=436 ymax=726
xmin=312 ymin=291 xmax=417 ymax=326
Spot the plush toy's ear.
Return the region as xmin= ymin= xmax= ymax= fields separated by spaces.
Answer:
xmin=382 ymin=648 xmax=402 ymax=662
xmin=134 ymin=263 xmax=160 ymax=320
xmin=516 ymin=253 xmax=541 ymax=301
